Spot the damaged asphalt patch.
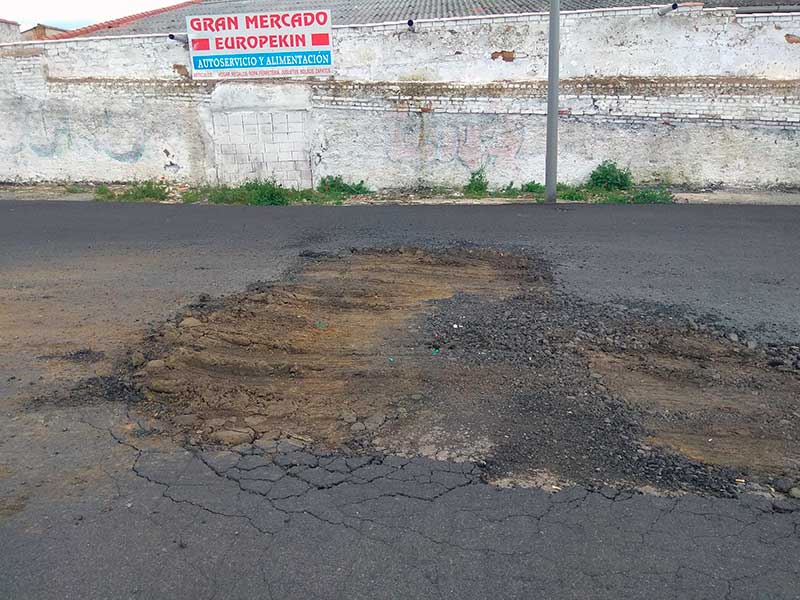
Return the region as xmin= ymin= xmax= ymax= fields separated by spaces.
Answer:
xmin=52 ymin=247 xmax=800 ymax=497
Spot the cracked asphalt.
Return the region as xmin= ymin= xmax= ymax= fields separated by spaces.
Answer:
xmin=1 ymin=200 xmax=799 ymax=599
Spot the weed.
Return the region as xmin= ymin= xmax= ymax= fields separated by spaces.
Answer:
xmin=197 ymin=180 xmax=291 ymax=206
xmin=588 ymin=161 xmax=633 ymax=191
xmin=631 ymin=187 xmax=674 ymax=204
xmin=317 ymin=176 xmax=371 ymax=198
xmin=521 ymin=181 xmax=545 ymax=194
xmin=95 ymin=181 xmax=170 ymax=202
xmin=500 ymin=182 xmax=518 ymax=196
xmin=464 ymin=169 xmax=489 ymax=196
xmin=597 ymin=191 xmax=629 ymax=204
xmin=95 ymin=185 xmax=115 ymax=201
xmin=65 ymin=184 xmax=88 ymax=194
xmin=179 ymin=178 xmax=359 ymax=206
xmin=557 ymin=184 xmax=588 ymax=201
xmin=181 ymin=189 xmax=203 ymax=204
xmin=122 ymin=181 xmax=170 ymax=201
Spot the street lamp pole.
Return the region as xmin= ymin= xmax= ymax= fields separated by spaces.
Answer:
xmin=544 ymin=0 xmax=560 ymax=204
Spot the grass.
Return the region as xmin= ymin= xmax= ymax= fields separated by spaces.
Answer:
xmin=596 ymin=191 xmax=629 ymax=205
xmin=557 ymin=183 xmax=588 ymax=202
xmin=317 ymin=175 xmax=370 ymax=200
xmin=455 ymin=174 xmax=673 ymax=204
xmin=458 ymin=161 xmax=671 ymax=204
xmin=631 ymin=187 xmax=674 ymax=204
xmin=90 ymin=161 xmax=674 ymax=207
xmin=520 ymin=181 xmax=545 ymax=194
xmin=95 ymin=184 xmax=115 ymax=201
xmin=95 ymin=181 xmax=170 ymax=202
xmin=464 ymin=169 xmax=489 ymax=197
xmin=181 ymin=177 xmax=371 ymax=206
xmin=64 ymin=184 xmax=89 ymax=194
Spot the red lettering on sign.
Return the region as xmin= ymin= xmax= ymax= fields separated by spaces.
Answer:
xmin=195 ymin=16 xmax=239 ymax=32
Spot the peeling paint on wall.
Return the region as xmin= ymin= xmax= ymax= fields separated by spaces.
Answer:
xmin=1 ymin=7 xmax=799 ymax=187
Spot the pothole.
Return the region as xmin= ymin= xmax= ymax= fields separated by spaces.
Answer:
xmin=135 ymin=248 xmax=535 ymax=451
xmin=54 ymin=247 xmax=800 ymax=496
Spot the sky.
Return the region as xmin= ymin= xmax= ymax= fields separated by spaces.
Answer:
xmin=3 ymin=0 xmax=174 ymax=31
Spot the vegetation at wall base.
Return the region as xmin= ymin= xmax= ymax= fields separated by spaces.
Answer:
xmin=557 ymin=184 xmax=588 ymax=202
xmin=468 ymin=161 xmax=673 ymax=204
xmin=180 ymin=177 xmax=371 ymax=206
xmin=596 ymin=191 xmax=630 ymax=205
xmin=631 ymin=187 xmax=674 ymax=204
xmin=95 ymin=185 xmax=115 ymax=201
xmin=520 ymin=181 xmax=546 ymax=194
xmin=91 ymin=163 xmax=672 ymax=206
xmin=316 ymin=175 xmax=371 ymax=200
xmin=95 ymin=181 xmax=170 ymax=202
xmin=464 ymin=169 xmax=489 ymax=197
xmin=588 ymin=161 xmax=633 ymax=190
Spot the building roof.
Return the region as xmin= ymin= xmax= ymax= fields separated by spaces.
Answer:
xmin=54 ymin=0 xmax=800 ymax=38
xmin=0 ymin=18 xmax=20 ymax=26
xmin=21 ymin=23 xmax=68 ymax=34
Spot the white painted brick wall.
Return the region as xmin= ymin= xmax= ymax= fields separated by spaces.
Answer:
xmin=0 ymin=7 xmax=799 ymax=187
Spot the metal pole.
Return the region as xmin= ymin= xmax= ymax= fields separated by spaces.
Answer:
xmin=544 ymin=0 xmax=560 ymax=204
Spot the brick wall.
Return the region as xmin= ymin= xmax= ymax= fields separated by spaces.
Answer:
xmin=212 ymin=110 xmax=312 ymax=187
xmin=310 ymin=80 xmax=800 ymax=129
xmin=0 ymin=6 xmax=799 ymax=188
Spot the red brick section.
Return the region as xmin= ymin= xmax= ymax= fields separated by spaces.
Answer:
xmin=0 ymin=18 xmax=20 ymax=25
xmin=47 ymin=0 xmax=203 ymax=40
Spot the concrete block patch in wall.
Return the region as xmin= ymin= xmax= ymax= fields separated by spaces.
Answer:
xmin=212 ymin=109 xmax=312 ymax=188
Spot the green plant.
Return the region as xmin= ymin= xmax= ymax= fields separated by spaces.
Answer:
xmin=181 ymin=189 xmax=202 ymax=204
xmin=204 ymin=180 xmax=291 ymax=206
xmin=588 ymin=161 xmax=633 ymax=191
xmin=179 ymin=179 xmax=351 ymax=207
xmin=116 ymin=180 xmax=170 ymax=202
xmin=464 ymin=169 xmax=489 ymax=197
xmin=520 ymin=181 xmax=545 ymax=194
xmin=95 ymin=185 xmax=115 ymax=201
xmin=65 ymin=184 xmax=88 ymax=194
xmin=557 ymin=184 xmax=588 ymax=201
xmin=317 ymin=176 xmax=371 ymax=199
xmin=597 ymin=191 xmax=629 ymax=204
xmin=631 ymin=187 xmax=674 ymax=204
xmin=500 ymin=182 xmax=518 ymax=196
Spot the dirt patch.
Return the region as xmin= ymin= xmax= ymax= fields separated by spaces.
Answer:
xmin=38 ymin=349 xmax=106 ymax=363
xmin=588 ymin=333 xmax=800 ymax=475
xmin=0 ymin=495 xmax=27 ymax=521
xmin=133 ymin=249 xmax=533 ymax=449
xmin=56 ymin=248 xmax=800 ymax=495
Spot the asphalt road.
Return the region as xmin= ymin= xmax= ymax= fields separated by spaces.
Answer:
xmin=1 ymin=200 xmax=799 ymax=599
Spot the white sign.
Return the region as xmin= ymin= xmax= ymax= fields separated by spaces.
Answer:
xmin=186 ymin=10 xmax=332 ymax=80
